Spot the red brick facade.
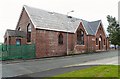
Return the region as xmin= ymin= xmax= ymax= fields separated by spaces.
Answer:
xmin=4 ymin=6 xmax=110 ymax=58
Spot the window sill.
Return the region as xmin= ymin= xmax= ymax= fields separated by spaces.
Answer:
xmin=76 ymin=44 xmax=85 ymax=46
xmin=27 ymin=42 xmax=32 ymax=44
xmin=58 ymin=44 xmax=63 ymax=45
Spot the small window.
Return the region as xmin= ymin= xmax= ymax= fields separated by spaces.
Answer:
xmin=58 ymin=33 xmax=63 ymax=45
xmin=16 ymin=39 xmax=21 ymax=45
xmin=96 ymin=38 xmax=98 ymax=45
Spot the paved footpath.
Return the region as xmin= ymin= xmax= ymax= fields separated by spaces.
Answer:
xmin=1 ymin=50 xmax=119 ymax=78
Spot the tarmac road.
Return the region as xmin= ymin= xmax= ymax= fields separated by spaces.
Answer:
xmin=1 ymin=50 xmax=119 ymax=78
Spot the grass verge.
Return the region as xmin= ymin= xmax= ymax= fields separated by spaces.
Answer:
xmin=45 ymin=65 xmax=119 ymax=79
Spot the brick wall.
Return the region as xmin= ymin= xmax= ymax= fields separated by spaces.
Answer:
xmin=16 ymin=8 xmax=30 ymax=32
xmin=10 ymin=8 xmax=109 ymax=58
xmin=8 ymin=37 xmax=27 ymax=45
xmin=95 ymin=23 xmax=108 ymax=50
xmin=16 ymin=8 xmax=36 ymax=45
xmin=87 ymin=35 xmax=96 ymax=52
xmin=73 ymin=22 xmax=87 ymax=53
xmin=35 ymin=29 xmax=68 ymax=58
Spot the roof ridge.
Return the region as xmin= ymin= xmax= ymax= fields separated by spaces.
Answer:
xmin=89 ymin=20 xmax=101 ymax=23
xmin=23 ymin=5 xmax=52 ymax=13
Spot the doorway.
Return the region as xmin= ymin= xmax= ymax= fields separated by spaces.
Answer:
xmin=99 ymin=36 xmax=102 ymax=50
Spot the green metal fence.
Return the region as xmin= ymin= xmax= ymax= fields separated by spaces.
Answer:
xmin=0 ymin=44 xmax=36 ymax=60
xmin=0 ymin=44 xmax=2 ymax=60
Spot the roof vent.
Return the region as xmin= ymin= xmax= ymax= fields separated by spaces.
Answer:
xmin=48 ymin=12 xmax=54 ymax=15
xmin=67 ymin=16 xmax=72 ymax=18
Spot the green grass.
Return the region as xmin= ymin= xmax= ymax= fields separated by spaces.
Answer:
xmin=53 ymin=65 xmax=119 ymax=77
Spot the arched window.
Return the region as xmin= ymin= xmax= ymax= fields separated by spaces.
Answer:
xmin=77 ymin=29 xmax=84 ymax=45
xmin=27 ymin=23 xmax=31 ymax=42
xmin=27 ymin=23 xmax=31 ymax=32
xmin=96 ymin=38 xmax=98 ymax=45
xmin=58 ymin=33 xmax=63 ymax=45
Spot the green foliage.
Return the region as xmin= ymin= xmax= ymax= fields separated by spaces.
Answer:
xmin=107 ymin=15 xmax=120 ymax=46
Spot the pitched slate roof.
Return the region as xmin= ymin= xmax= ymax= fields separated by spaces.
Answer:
xmin=82 ymin=19 xmax=101 ymax=35
xmin=5 ymin=29 xmax=26 ymax=37
xmin=21 ymin=5 xmax=103 ymax=35
xmin=24 ymin=5 xmax=81 ymax=33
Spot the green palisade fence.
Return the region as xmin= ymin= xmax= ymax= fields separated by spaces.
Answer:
xmin=0 ymin=44 xmax=36 ymax=60
xmin=0 ymin=44 xmax=2 ymax=60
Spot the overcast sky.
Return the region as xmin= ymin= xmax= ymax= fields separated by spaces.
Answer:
xmin=0 ymin=0 xmax=119 ymax=43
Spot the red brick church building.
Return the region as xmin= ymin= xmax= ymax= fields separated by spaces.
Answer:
xmin=4 ymin=5 xmax=109 ymax=58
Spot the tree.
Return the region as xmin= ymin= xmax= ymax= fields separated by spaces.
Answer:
xmin=107 ymin=15 xmax=120 ymax=49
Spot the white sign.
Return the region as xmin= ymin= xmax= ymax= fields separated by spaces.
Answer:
xmin=99 ymin=38 xmax=101 ymax=41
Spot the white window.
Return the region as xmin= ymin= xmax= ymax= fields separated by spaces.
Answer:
xmin=16 ymin=39 xmax=21 ymax=45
